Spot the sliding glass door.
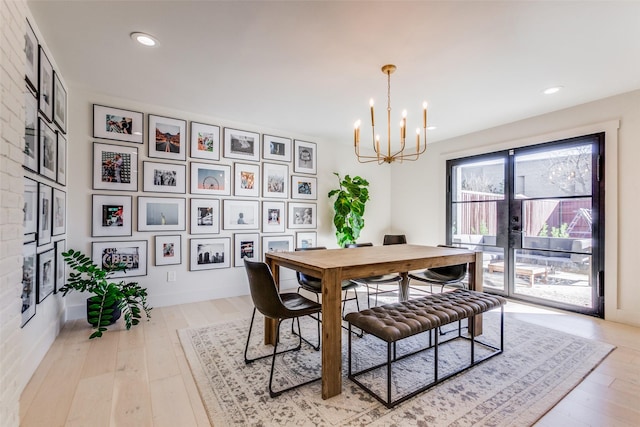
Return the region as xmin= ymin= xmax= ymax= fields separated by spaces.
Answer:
xmin=447 ymin=134 xmax=604 ymax=317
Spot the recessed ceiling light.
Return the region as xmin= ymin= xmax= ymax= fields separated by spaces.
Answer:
xmin=543 ymin=86 xmax=563 ymax=95
xmin=427 ymin=125 xmax=437 ymax=131
xmin=130 ymin=32 xmax=158 ymax=47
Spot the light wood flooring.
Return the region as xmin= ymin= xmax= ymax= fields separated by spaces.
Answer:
xmin=20 ymin=293 xmax=640 ymax=426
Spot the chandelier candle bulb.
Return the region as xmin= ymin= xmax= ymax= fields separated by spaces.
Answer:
xmin=423 ymin=102 xmax=428 ymax=128
xmin=416 ymin=128 xmax=420 ymax=151
xmin=370 ymin=99 xmax=375 ymax=127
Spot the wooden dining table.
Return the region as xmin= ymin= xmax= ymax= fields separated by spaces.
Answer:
xmin=264 ymin=244 xmax=483 ymax=400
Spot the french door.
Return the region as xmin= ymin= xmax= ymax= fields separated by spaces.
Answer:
xmin=446 ymin=134 xmax=605 ymax=317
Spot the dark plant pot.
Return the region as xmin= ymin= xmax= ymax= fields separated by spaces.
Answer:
xmin=86 ymin=297 xmax=121 ymax=326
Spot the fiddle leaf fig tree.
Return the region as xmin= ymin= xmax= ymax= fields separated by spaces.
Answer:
xmin=328 ymin=173 xmax=370 ymax=247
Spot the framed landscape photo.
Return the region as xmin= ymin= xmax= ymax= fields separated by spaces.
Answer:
xmin=190 ymin=237 xmax=231 ymax=271
xmin=143 ymin=161 xmax=186 ymax=194
xmin=52 ymin=188 xmax=66 ymax=236
xmin=262 ymin=235 xmax=294 ymax=258
xmin=93 ymin=104 xmax=144 ymax=144
xmin=92 ymin=194 xmax=132 ymax=237
xmin=39 ymin=118 xmax=57 ymax=181
xmin=234 ymin=162 xmax=259 ymax=197
xmin=24 ymin=177 xmax=38 ymax=240
xmin=155 ymin=235 xmax=182 ymax=266
xmin=57 ymin=132 xmax=67 ymax=185
xmin=137 ymin=196 xmax=186 ymax=232
xmin=190 ymin=198 xmax=220 ymax=234
xmin=149 ymin=114 xmax=186 ymax=161
xmin=53 ymin=71 xmax=67 ymax=133
xmin=190 ymin=162 xmax=230 ymax=196
xmin=21 ymin=241 xmax=37 ymax=327
xmin=55 ymin=239 xmax=66 ymax=293
xmin=262 ymin=162 xmax=288 ymax=199
xmin=288 ymin=202 xmax=317 ymax=229
xmin=223 ymin=199 xmax=259 ymax=230
xmin=291 ymin=174 xmax=317 ymax=200
xmin=234 ymin=233 xmax=259 ymax=266
xmin=37 ymin=248 xmax=55 ymax=303
xmin=262 ymin=201 xmax=285 ymax=233
xmin=37 ymin=182 xmax=52 ymax=246
xmin=294 ymin=140 xmax=317 ymax=174
xmin=296 ymin=231 xmax=317 ymax=249
xmin=38 ymin=46 xmax=53 ymax=121
xmin=25 ymin=19 xmax=38 ymax=92
xmin=24 ymin=91 xmax=38 ymax=172
xmin=263 ymin=134 xmax=292 ymax=162
xmin=93 ymin=142 xmax=138 ymax=191
xmin=223 ymin=128 xmax=259 ymax=162
xmin=190 ymin=121 xmax=220 ymax=161
xmin=92 ymin=240 xmax=148 ymax=278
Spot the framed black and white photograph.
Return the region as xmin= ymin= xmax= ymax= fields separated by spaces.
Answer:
xmin=92 ymin=240 xmax=148 ymax=278
xmin=21 ymin=242 xmax=37 ymax=326
xmin=294 ymin=140 xmax=317 ymax=174
xmin=291 ymin=174 xmax=317 ymax=200
xmin=92 ymin=194 xmax=132 ymax=237
xmin=263 ymin=134 xmax=292 ymax=162
xmin=25 ymin=19 xmax=38 ymax=92
xmin=262 ymin=235 xmax=294 ymax=258
xmin=38 ymin=46 xmax=53 ymax=121
xmin=143 ymin=161 xmax=186 ymax=194
xmin=24 ymin=177 xmax=38 ymax=240
xmin=37 ymin=182 xmax=52 ymax=246
xmin=24 ymin=91 xmax=38 ymax=172
xmin=190 ymin=121 xmax=220 ymax=161
xmin=138 ymin=197 xmax=186 ymax=232
xmin=262 ymin=201 xmax=285 ymax=233
xmin=93 ymin=142 xmax=138 ymax=191
xmin=55 ymin=239 xmax=66 ymax=293
xmin=288 ymin=202 xmax=317 ymax=229
xmin=52 ymin=188 xmax=66 ymax=236
xmin=190 ymin=162 xmax=230 ymax=196
xmin=223 ymin=199 xmax=259 ymax=230
xmin=190 ymin=198 xmax=220 ymax=234
xmin=296 ymin=231 xmax=317 ymax=249
xmin=53 ymin=71 xmax=67 ymax=133
xmin=262 ymin=162 xmax=288 ymax=199
xmin=39 ymin=118 xmax=57 ymax=181
xmin=93 ymin=104 xmax=144 ymax=144
xmin=149 ymin=114 xmax=186 ymax=161
xmin=234 ymin=233 xmax=259 ymax=266
xmin=234 ymin=162 xmax=259 ymax=197
xmin=37 ymin=248 xmax=55 ymax=303
xmin=57 ymin=132 xmax=67 ymax=185
xmin=155 ymin=235 xmax=181 ymax=266
xmin=190 ymin=237 xmax=231 ymax=271
xmin=223 ymin=128 xmax=259 ymax=162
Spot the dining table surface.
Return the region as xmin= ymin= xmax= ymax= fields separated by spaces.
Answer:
xmin=264 ymin=243 xmax=483 ymax=400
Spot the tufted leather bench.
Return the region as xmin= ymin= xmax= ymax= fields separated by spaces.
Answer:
xmin=345 ymin=289 xmax=507 ymax=408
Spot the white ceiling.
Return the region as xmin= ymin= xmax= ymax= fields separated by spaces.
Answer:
xmin=28 ymin=1 xmax=640 ymax=146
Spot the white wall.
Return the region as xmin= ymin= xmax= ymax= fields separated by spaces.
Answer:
xmin=390 ymin=89 xmax=640 ymax=327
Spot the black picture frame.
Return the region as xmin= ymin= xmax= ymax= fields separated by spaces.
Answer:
xmin=148 ymin=114 xmax=187 ymax=161
xmin=52 ymin=188 xmax=66 ymax=236
xmin=37 ymin=182 xmax=52 ymax=246
xmin=92 ymin=240 xmax=148 ymax=278
xmin=21 ymin=241 xmax=37 ymax=327
xmin=24 ymin=90 xmax=38 ymax=172
xmin=37 ymin=248 xmax=55 ymax=303
xmin=38 ymin=46 xmax=53 ymax=121
xmin=92 ymin=142 xmax=138 ymax=191
xmin=142 ymin=161 xmax=186 ymax=194
xmin=57 ymin=132 xmax=67 ymax=185
xmin=39 ymin=118 xmax=57 ymax=181
xmin=223 ymin=128 xmax=260 ymax=162
xmin=23 ymin=177 xmax=38 ymax=241
xmin=93 ymin=104 xmax=144 ymax=144
xmin=154 ymin=235 xmax=182 ymax=266
xmin=53 ymin=71 xmax=67 ymax=133
xmin=55 ymin=239 xmax=66 ymax=293
xmin=25 ymin=19 xmax=38 ymax=92
xmin=92 ymin=194 xmax=133 ymax=237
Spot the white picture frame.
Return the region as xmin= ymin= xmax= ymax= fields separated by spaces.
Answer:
xmin=93 ymin=142 xmax=138 ymax=191
xmin=92 ymin=194 xmax=132 ymax=237
xmin=234 ymin=233 xmax=260 ymax=266
xmin=92 ymin=104 xmax=144 ymax=144
xmin=294 ymin=140 xmax=317 ymax=174
xmin=190 ymin=237 xmax=231 ymax=271
xmin=37 ymin=182 xmax=52 ymax=246
xmin=262 ymin=134 xmax=292 ymax=162
xmin=288 ymin=202 xmax=317 ymax=229
xmin=37 ymin=248 xmax=55 ymax=303
xmin=291 ymin=174 xmax=317 ymax=200
xmin=262 ymin=162 xmax=288 ymax=199
xmin=296 ymin=231 xmax=318 ymax=249
xmin=190 ymin=121 xmax=220 ymax=161
xmin=190 ymin=198 xmax=220 ymax=235
xmin=223 ymin=128 xmax=260 ymax=162
xmin=223 ymin=199 xmax=259 ymax=230
xmin=262 ymin=201 xmax=285 ymax=233
xmin=262 ymin=235 xmax=294 ymax=259
xmin=234 ymin=162 xmax=260 ymax=197
xmin=92 ymin=240 xmax=148 ymax=278
xmin=39 ymin=118 xmax=57 ymax=181
xmin=190 ymin=162 xmax=230 ymax=196
xmin=137 ymin=197 xmax=186 ymax=232
xmin=149 ymin=114 xmax=187 ymax=161
xmin=143 ymin=161 xmax=186 ymax=194
xmin=52 ymin=188 xmax=66 ymax=236
xmin=57 ymin=132 xmax=67 ymax=186
xmin=155 ymin=235 xmax=182 ymax=266
xmin=21 ymin=241 xmax=37 ymax=327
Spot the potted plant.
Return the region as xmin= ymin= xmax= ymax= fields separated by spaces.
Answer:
xmin=59 ymin=249 xmax=152 ymax=339
xmin=328 ymin=173 xmax=370 ymax=247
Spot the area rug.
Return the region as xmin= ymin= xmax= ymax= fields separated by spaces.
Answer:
xmin=178 ymin=311 xmax=614 ymax=426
